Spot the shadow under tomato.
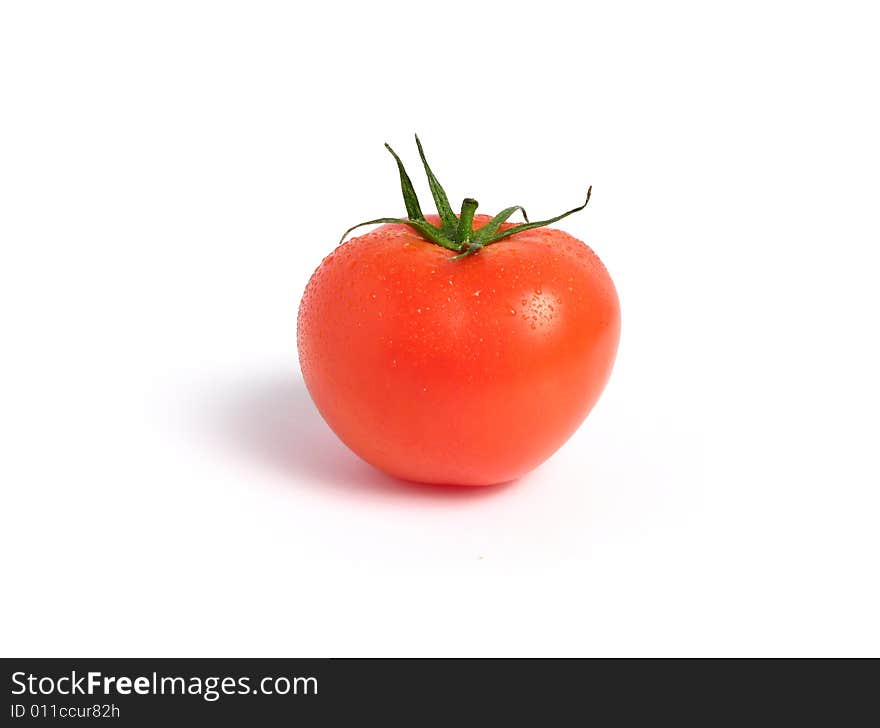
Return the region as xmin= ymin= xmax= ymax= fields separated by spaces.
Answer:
xmin=213 ymin=373 xmax=516 ymax=501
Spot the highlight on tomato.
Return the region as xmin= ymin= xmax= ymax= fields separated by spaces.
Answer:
xmin=297 ymin=136 xmax=620 ymax=486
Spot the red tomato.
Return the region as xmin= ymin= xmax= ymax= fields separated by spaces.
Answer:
xmin=297 ymin=139 xmax=620 ymax=486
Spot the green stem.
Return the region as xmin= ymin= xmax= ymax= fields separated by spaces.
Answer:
xmin=337 ymin=137 xmax=592 ymax=257
xmin=456 ymin=198 xmax=479 ymax=245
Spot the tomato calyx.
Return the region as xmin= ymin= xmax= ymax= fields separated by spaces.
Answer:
xmin=338 ymin=135 xmax=593 ymax=258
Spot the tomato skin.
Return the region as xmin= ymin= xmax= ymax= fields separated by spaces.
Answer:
xmin=297 ymin=215 xmax=620 ymax=486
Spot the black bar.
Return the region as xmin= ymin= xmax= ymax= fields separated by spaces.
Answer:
xmin=3 ymin=658 xmax=877 ymax=724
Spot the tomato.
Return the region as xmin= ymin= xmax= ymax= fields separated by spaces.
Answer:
xmin=297 ymin=138 xmax=620 ymax=486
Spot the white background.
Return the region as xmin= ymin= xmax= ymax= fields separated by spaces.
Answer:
xmin=2 ymin=1 xmax=878 ymax=657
